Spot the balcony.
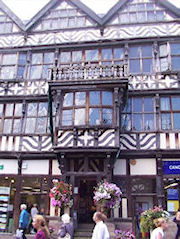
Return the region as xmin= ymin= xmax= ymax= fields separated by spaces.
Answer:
xmin=48 ymin=63 xmax=128 ymax=90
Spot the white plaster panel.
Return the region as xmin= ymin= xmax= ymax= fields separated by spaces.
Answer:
xmin=160 ymin=133 xmax=166 ymax=149
xmin=52 ymin=160 xmax=62 ymax=175
xmin=0 ymin=159 xmax=18 ymax=174
xmin=113 ymin=159 xmax=126 ymax=175
xmin=21 ymin=160 xmax=49 ymax=175
xmin=169 ymin=133 xmax=176 ymax=149
xmin=130 ymin=159 xmax=156 ymax=175
xmin=122 ymin=198 xmax=128 ymax=218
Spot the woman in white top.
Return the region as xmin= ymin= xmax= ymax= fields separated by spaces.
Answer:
xmin=92 ymin=212 xmax=110 ymax=239
xmin=150 ymin=217 xmax=168 ymax=239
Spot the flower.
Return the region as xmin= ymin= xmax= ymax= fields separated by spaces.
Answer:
xmin=49 ymin=226 xmax=55 ymax=234
xmin=115 ymin=229 xmax=135 ymax=239
xmin=140 ymin=206 xmax=169 ymax=233
xmin=93 ymin=181 xmax=122 ymax=209
xmin=49 ymin=180 xmax=73 ymax=208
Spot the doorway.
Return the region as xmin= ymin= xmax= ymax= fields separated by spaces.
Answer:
xmin=75 ymin=178 xmax=96 ymax=223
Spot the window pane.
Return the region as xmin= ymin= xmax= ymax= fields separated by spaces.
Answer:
xmin=129 ymin=59 xmax=140 ymax=73
xmin=75 ymin=109 xmax=85 ymax=125
xmin=130 ymin=13 xmax=136 ymax=22
xmin=157 ymin=11 xmax=164 ymax=21
xmin=25 ymin=118 xmax=36 ymax=133
xmin=142 ymin=46 xmax=152 ymax=57
xmin=114 ymin=48 xmax=124 ymax=59
xmin=62 ymin=110 xmax=72 ymax=126
xmin=17 ymin=66 xmax=25 ymax=78
xmin=133 ymin=114 xmax=143 ymax=131
xmin=85 ymin=50 xmax=98 ymax=61
xmin=72 ymin=51 xmax=82 ymax=62
xmin=14 ymin=104 xmax=22 ymax=116
xmin=138 ymin=12 xmax=146 ymax=22
xmin=172 ymin=57 xmax=180 ymax=71
xmin=36 ymin=117 xmax=47 ymax=133
xmin=2 ymin=54 xmax=17 ymax=65
xmin=160 ymin=58 xmax=168 ymax=71
xmin=3 ymin=119 xmax=12 ymax=134
xmin=42 ymin=65 xmax=50 ymax=79
xmin=102 ymin=49 xmax=112 ymax=60
xmin=160 ymin=97 xmax=170 ymax=111
xmin=27 ymin=103 xmax=37 ymax=116
xmin=171 ymin=43 xmax=180 ymax=55
xmin=122 ymin=114 xmax=131 ymax=130
xmin=102 ymin=109 xmax=112 ymax=125
xmin=60 ymin=52 xmax=71 ymax=63
xmin=147 ymin=11 xmax=155 ymax=21
xmin=138 ymin=3 xmax=145 ymax=10
xmin=173 ymin=113 xmax=180 ymax=130
xmin=119 ymin=13 xmax=128 ymax=23
xmin=123 ymin=99 xmax=131 ymax=113
xmin=144 ymin=114 xmax=154 ymax=130
xmin=38 ymin=103 xmax=48 ymax=116
xmin=89 ymin=91 xmax=100 ymax=105
xmin=1 ymin=66 xmax=15 ymax=79
xmin=44 ymin=52 xmax=54 ymax=64
xmin=172 ymin=97 xmax=180 ymax=110
xmin=147 ymin=3 xmax=154 ymax=10
xmin=89 ymin=108 xmax=100 ymax=125
xmin=13 ymin=119 xmax=21 ymax=133
xmin=142 ymin=59 xmax=152 ymax=73
xmin=161 ymin=113 xmax=171 ymax=130
xmin=5 ymin=104 xmax=13 ymax=116
xmin=30 ymin=66 xmax=42 ymax=79
xmin=32 ymin=53 xmax=43 ymax=64
xmin=75 ymin=92 xmax=86 ymax=106
xmin=144 ymin=98 xmax=154 ymax=112
xmin=63 ymin=93 xmax=73 ymax=107
xmin=102 ymin=92 xmax=113 ymax=105
xmin=76 ymin=17 xmax=85 ymax=27
xmin=129 ymin=46 xmax=140 ymax=58
xmin=159 ymin=44 xmax=167 ymax=57
xmin=19 ymin=53 xmax=27 ymax=65
xmin=133 ymin=98 xmax=142 ymax=112
xmin=59 ymin=18 xmax=68 ymax=28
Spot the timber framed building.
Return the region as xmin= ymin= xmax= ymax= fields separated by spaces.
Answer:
xmin=0 ymin=0 xmax=179 ymax=233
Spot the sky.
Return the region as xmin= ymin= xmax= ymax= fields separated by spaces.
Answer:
xmin=2 ymin=0 xmax=180 ymax=22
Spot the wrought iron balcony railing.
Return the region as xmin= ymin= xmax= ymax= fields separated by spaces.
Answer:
xmin=49 ymin=63 xmax=128 ymax=81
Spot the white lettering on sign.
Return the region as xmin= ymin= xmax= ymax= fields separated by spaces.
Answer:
xmin=169 ymin=165 xmax=180 ymax=170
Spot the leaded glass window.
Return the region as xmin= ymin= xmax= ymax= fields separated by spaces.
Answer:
xmin=160 ymin=96 xmax=180 ymax=130
xmin=129 ymin=45 xmax=153 ymax=74
xmin=122 ymin=97 xmax=155 ymax=131
xmin=0 ymin=103 xmax=23 ymax=134
xmin=29 ymin=52 xmax=54 ymax=80
xmin=62 ymin=91 xmax=113 ymax=126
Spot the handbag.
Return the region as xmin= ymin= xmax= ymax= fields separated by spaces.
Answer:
xmin=16 ymin=229 xmax=23 ymax=239
xmin=58 ymin=233 xmax=71 ymax=239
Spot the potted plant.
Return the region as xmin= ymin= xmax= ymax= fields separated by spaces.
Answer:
xmin=115 ymin=229 xmax=136 ymax=239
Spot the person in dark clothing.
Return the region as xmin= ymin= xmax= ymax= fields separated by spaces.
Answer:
xmin=58 ymin=214 xmax=74 ymax=239
xmin=19 ymin=204 xmax=29 ymax=239
xmin=174 ymin=209 xmax=180 ymax=239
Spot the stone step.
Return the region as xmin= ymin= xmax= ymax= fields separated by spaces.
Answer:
xmin=74 ymin=231 xmax=92 ymax=237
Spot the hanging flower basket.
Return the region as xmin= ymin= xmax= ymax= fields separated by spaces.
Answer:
xmin=115 ymin=229 xmax=136 ymax=239
xmin=93 ymin=181 xmax=122 ymax=213
xmin=49 ymin=179 xmax=73 ymax=208
xmin=140 ymin=206 xmax=169 ymax=235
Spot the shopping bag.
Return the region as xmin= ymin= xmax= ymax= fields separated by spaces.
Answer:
xmin=16 ymin=229 xmax=23 ymax=239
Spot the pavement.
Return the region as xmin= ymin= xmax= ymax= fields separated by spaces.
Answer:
xmin=0 ymin=234 xmax=34 ymax=239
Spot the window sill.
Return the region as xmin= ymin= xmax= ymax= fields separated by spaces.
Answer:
xmin=57 ymin=125 xmax=117 ymax=130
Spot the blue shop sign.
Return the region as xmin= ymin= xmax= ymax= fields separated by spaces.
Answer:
xmin=163 ymin=161 xmax=180 ymax=175
xmin=167 ymin=189 xmax=179 ymax=200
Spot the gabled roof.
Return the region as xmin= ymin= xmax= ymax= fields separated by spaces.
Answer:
xmin=0 ymin=0 xmax=25 ymax=31
xmin=101 ymin=0 xmax=180 ymax=26
xmin=25 ymin=0 xmax=102 ymax=31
